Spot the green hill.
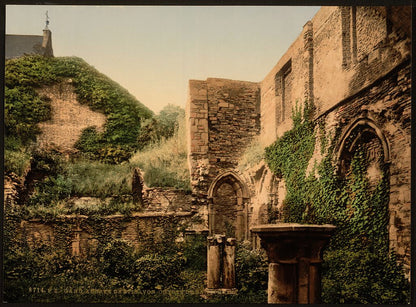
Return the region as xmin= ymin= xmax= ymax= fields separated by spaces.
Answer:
xmin=5 ymin=55 xmax=153 ymax=165
xmin=4 ymin=55 xmax=190 ymax=210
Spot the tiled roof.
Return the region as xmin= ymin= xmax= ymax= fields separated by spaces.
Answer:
xmin=6 ymin=34 xmax=44 ymax=59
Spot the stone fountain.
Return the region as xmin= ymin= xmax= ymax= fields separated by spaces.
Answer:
xmin=251 ymin=223 xmax=336 ymax=304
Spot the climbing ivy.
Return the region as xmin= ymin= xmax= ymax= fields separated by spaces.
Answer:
xmin=5 ymin=55 xmax=153 ymax=164
xmin=265 ymin=100 xmax=315 ymax=222
xmin=264 ymin=101 xmax=409 ymax=304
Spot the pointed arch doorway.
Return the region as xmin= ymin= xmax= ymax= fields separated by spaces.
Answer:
xmin=207 ymin=171 xmax=250 ymax=241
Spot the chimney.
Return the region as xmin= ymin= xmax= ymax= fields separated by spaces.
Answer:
xmin=42 ymin=29 xmax=54 ymax=57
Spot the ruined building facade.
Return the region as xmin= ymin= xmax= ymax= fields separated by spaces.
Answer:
xmin=187 ymin=6 xmax=411 ymax=275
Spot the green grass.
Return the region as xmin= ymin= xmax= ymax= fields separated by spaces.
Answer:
xmin=65 ymin=114 xmax=191 ymax=197
xmin=67 ymin=160 xmax=133 ymax=197
xmin=237 ymin=137 xmax=264 ymax=172
xmin=4 ymin=148 xmax=31 ymax=177
xmin=130 ymin=113 xmax=191 ymax=191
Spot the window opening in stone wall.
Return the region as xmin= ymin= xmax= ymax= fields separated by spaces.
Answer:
xmin=341 ymin=6 xmax=357 ymax=69
xmin=282 ymin=61 xmax=292 ymax=122
xmin=274 ymin=59 xmax=292 ymax=124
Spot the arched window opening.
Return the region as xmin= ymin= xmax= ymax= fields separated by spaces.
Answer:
xmin=337 ymin=118 xmax=390 ymax=186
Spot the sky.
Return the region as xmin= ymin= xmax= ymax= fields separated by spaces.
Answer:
xmin=6 ymin=5 xmax=320 ymax=114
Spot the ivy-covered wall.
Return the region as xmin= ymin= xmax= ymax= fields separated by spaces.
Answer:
xmin=187 ymin=10 xmax=411 ymax=281
xmin=17 ymin=213 xmax=196 ymax=258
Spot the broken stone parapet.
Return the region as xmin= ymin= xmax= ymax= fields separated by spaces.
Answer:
xmin=251 ymin=223 xmax=335 ymax=304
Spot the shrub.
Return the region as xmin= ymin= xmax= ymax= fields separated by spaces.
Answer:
xmin=100 ymin=239 xmax=136 ymax=279
xmin=30 ymin=148 xmax=67 ymax=175
xmin=4 ymin=148 xmax=31 ymax=177
xmin=133 ymin=253 xmax=186 ymax=290
xmin=181 ymin=234 xmax=207 ymax=271
xmin=137 ymin=104 xmax=185 ymax=148
xmin=156 ymin=104 xmax=185 ymax=140
xmin=235 ymin=241 xmax=268 ymax=294
xmin=28 ymin=175 xmax=73 ymax=206
xmin=322 ymin=248 xmax=410 ymax=304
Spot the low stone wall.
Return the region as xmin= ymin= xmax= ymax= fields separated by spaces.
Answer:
xmin=19 ymin=211 xmax=199 ymax=258
xmin=143 ymin=187 xmax=193 ymax=212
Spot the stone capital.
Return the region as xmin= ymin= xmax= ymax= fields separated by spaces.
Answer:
xmin=225 ymin=237 xmax=236 ymax=246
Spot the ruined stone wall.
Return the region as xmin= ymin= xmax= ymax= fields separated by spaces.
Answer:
xmin=19 ymin=212 xmax=195 ymax=258
xmin=36 ymin=80 xmax=106 ymax=153
xmin=206 ymin=79 xmax=260 ymax=180
xmin=188 ymin=6 xmax=411 ymax=274
xmin=260 ymin=18 xmax=313 ymax=145
xmin=356 ymin=7 xmax=387 ymax=61
xmin=260 ymin=6 xmax=411 ymax=144
xmin=10 ymin=184 xmax=199 ymax=258
xmin=142 ymin=187 xmax=193 ymax=213
xmin=307 ymin=61 xmax=411 ymax=276
xmin=187 ymin=78 xmax=260 ymax=207
xmin=3 ymin=173 xmax=24 ymax=208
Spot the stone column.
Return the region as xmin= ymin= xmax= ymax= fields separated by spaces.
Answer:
xmin=208 ymin=199 xmax=215 ymax=236
xmin=207 ymin=235 xmax=225 ymax=289
xmin=236 ymin=208 xmax=245 ymax=241
xmin=251 ymin=223 xmax=335 ymax=304
xmin=222 ymin=238 xmax=236 ymax=289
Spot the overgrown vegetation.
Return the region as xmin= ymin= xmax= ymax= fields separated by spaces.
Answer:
xmin=4 ymin=205 xmax=267 ymax=303
xmin=5 ymin=55 xmax=190 ymax=211
xmin=5 ymin=55 xmax=190 ymax=224
xmin=130 ymin=110 xmax=191 ymax=190
xmin=265 ymin=100 xmax=315 ymax=222
xmin=7 ymin=108 xmax=190 ymax=221
xmin=237 ymin=137 xmax=264 ymax=171
xmin=137 ymin=104 xmax=185 ymax=149
xmin=66 ymin=160 xmax=133 ymax=197
xmin=265 ymin=101 xmax=410 ymax=304
xmin=5 ymin=55 xmax=153 ymax=164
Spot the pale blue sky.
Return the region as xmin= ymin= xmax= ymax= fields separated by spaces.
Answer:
xmin=6 ymin=5 xmax=320 ymax=113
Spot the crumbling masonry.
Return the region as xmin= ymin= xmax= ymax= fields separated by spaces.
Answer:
xmin=187 ymin=6 xmax=411 ymax=276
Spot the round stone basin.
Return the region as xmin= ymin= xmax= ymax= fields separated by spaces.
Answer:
xmin=251 ymin=223 xmax=336 ymax=304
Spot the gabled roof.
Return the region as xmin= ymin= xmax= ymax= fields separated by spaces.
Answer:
xmin=6 ymin=34 xmax=45 ymax=59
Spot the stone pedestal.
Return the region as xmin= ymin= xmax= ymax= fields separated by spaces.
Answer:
xmin=251 ymin=223 xmax=335 ymax=304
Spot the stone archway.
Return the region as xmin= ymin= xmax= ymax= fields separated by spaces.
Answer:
xmin=208 ymin=172 xmax=250 ymax=241
xmin=336 ymin=117 xmax=390 ymax=184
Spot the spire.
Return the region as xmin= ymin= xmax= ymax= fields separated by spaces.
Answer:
xmin=44 ymin=10 xmax=50 ymax=30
